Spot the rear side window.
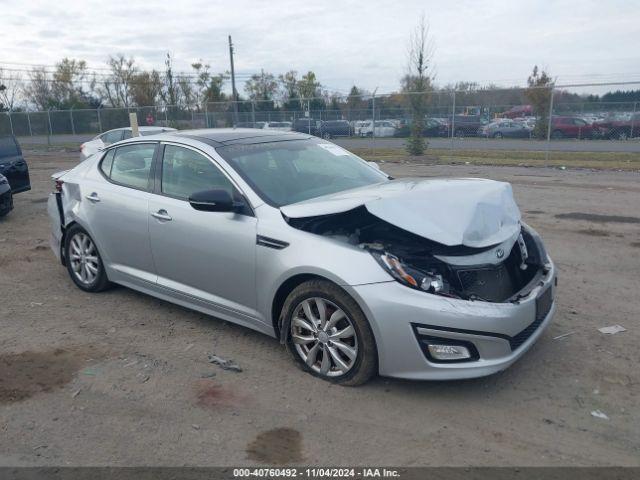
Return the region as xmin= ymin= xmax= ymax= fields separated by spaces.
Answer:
xmin=0 ymin=136 xmax=19 ymax=158
xmin=100 ymin=130 xmax=123 ymax=145
xmin=109 ymin=144 xmax=156 ymax=190
xmin=100 ymin=150 xmax=116 ymax=177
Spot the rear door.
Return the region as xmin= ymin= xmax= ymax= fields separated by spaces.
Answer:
xmin=0 ymin=136 xmax=30 ymax=193
xmin=80 ymin=142 xmax=158 ymax=284
xmin=147 ymin=143 xmax=259 ymax=320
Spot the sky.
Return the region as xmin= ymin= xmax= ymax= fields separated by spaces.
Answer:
xmin=2 ymin=0 xmax=640 ymax=95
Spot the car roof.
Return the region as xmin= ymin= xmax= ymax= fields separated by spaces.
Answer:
xmin=123 ymin=128 xmax=313 ymax=147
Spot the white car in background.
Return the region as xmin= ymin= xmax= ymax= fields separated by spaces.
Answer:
xmin=358 ymin=120 xmax=397 ymax=138
xmin=79 ymin=126 xmax=176 ymax=161
xmin=264 ymin=121 xmax=292 ymax=132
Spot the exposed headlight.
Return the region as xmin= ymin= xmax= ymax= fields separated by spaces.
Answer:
xmin=371 ymin=251 xmax=444 ymax=294
xmin=521 ymin=223 xmax=550 ymax=264
xmin=0 ymin=176 xmax=7 ymax=186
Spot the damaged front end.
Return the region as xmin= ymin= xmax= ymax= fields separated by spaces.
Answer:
xmin=286 ymin=205 xmax=550 ymax=304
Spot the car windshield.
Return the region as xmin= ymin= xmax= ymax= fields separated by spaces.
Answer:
xmin=216 ymin=139 xmax=388 ymax=207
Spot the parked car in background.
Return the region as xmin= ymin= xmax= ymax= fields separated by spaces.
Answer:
xmin=0 ymin=135 xmax=31 ymax=198
xmin=80 ymin=126 xmax=176 ymax=161
xmin=480 ymin=120 xmax=532 ymax=139
xmin=502 ymin=105 xmax=533 ymax=119
xmin=358 ymin=120 xmax=396 ymax=137
xmin=393 ymin=118 xmax=449 ymax=138
xmin=47 ymin=128 xmax=556 ymax=385
xmin=594 ymin=112 xmax=640 ymax=140
xmin=0 ymin=173 xmax=12 ymax=217
xmin=451 ymin=115 xmax=489 ymax=137
xmin=264 ymin=121 xmax=292 ymax=132
xmin=293 ymin=118 xmax=320 ymax=136
xmin=353 ymin=121 xmax=370 ymax=136
xmin=424 ymin=118 xmax=450 ymax=137
xmin=550 ymin=116 xmax=599 ymax=139
xmin=318 ymin=120 xmax=352 ymax=139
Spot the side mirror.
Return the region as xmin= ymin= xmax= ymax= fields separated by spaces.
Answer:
xmin=367 ymin=161 xmax=381 ymax=170
xmin=188 ymin=189 xmax=244 ymax=213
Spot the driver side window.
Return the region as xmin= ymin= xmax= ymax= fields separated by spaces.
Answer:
xmin=161 ymin=145 xmax=234 ymax=200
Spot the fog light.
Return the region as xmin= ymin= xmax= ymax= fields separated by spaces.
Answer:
xmin=427 ymin=344 xmax=472 ymax=361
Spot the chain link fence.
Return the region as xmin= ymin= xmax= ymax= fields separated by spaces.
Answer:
xmin=2 ymin=82 xmax=639 ymax=161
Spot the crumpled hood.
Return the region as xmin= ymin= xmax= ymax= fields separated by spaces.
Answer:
xmin=281 ymin=178 xmax=522 ymax=248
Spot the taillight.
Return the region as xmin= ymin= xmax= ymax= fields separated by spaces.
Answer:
xmin=55 ymin=179 xmax=64 ymax=193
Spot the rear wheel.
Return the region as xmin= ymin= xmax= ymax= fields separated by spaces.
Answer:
xmin=493 ymin=132 xmax=503 ymax=139
xmin=551 ymin=129 xmax=564 ymax=139
xmin=455 ymin=128 xmax=465 ymax=138
xmin=322 ymin=132 xmax=332 ymax=139
xmin=282 ymin=280 xmax=377 ymax=386
xmin=64 ymin=225 xmax=111 ymax=292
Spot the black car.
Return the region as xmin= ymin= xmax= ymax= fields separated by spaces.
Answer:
xmin=318 ymin=120 xmax=352 ymax=139
xmin=450 ymin=115 xmax=489 ymax=137
xmin=0 ymin=173 xmax=12 ymax=217
xmin=292 ymin=118 xmax=319 ymax=136
xmin=0 ymin=135 xmax=31 ymax=216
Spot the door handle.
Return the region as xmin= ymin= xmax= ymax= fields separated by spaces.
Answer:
xmin=151 ymin=209 xmax=172 ymax=221
xmin=85 ymin=193 xmax=100 ymax=203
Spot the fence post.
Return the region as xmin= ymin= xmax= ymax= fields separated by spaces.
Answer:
xmin=70 ymin=107 xmax=76 ymax=135
xmin=545 ymin=86 xmax=555 ymax=162
xmin=47 ymin=109 xmax=52 ymax=145
xmin=630 ymin=101 xmax=637 ymax=139
xmin=251 ymin=101 xmax=256 ymax=126
xmin=165 ymin=108 xmax=169 ymax=126
xmin=97 ymin=107 xmax=103 ymax=133
xmin=450 ymin=90 xmax=456 ymax=150
xmin=8 ymin=111 xmax=14 ymax=136
xmin=204 ymin=103 xmax=209 ymax=128
xmin=27 ymin=111 xmax=33 ymax=136
xmin=191 ymin=109 xmax=195 ymax=128
xmin=371 ymin=90 xmax=377 ymax=155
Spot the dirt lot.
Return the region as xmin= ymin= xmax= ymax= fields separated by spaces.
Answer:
xmin=0 ymin=150 xmax=639 ymax=466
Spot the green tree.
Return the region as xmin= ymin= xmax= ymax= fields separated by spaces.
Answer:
xmin=403 ymin=14 xmax=434 ymax=155
xmin=130 ymin=70 xmax=163 ymax=107
xmin=278 ymin=70 xmax=301 ymax=111
xmin=244 ymin=69 xmax=278 ymax=110
xmin=525 ymin=66 xmax=553 ymax=139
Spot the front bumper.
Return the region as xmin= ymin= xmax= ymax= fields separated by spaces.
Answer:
xmin=350 ymin=260 xmax=556 ymax=380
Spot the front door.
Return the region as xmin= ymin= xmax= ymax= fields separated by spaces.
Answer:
xmin=147 ymin=144 xmax=258 ymax=321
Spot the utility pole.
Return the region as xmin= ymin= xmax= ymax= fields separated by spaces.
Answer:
xmin=228 ymin=35 xmax=239 ymax=126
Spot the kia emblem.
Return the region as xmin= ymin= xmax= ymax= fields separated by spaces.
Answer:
xmin=496 ymin=248 xmax=505 ymax=259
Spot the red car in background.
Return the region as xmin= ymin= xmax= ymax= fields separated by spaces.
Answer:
xmin=593 ymin=113 xmax=640 ymax=140
xmin=550 ymin=116 xmax=600 ymax=139
xmin=502 ymin=105 xmax=533 ymax=119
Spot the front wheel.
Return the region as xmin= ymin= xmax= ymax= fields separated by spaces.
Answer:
xmin=282 ymin=280 xmax=377 ymax=386
xmin=551 ymin=129 xmax=564 ymax=139
xmin=493 ymin=132 xmax=503 ymax=139
xmin=64 ymin=225 xmax=111 ymax=292
xmin=322 ymin=132 xmax=332 ymax=139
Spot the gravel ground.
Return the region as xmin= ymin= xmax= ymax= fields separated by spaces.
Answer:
xmin=0 ymin=151 xmax=639 ymax=466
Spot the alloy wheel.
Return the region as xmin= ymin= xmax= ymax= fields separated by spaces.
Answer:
xmin=291 ymin=297 xmax=358 ymax=377
xmin=69 ymin=232 xmax=100 ymax=285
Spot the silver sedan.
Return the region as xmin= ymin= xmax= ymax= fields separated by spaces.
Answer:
xmin=48 ymin=129 xmax=556 ymax=385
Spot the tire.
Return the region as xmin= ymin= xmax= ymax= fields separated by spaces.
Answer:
xmin=281 ymin=279 xmax=377 ymax=386
xmin=551 ymin=129 xmax=564 ymax=139
xmin=617 ymin=130 xmax=629 ymax=140
xmin=64 ymin=224 xmax=111 ymax=292
xmin=0 ymin=191 xmax=13 ymax=217
xmin=455 ymin=128 xmax=465 ymax=138
xmin=322 ymin=132 xmax=332 ymax=140
xmin=493 ymin=132 xmax=503 ymax=139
